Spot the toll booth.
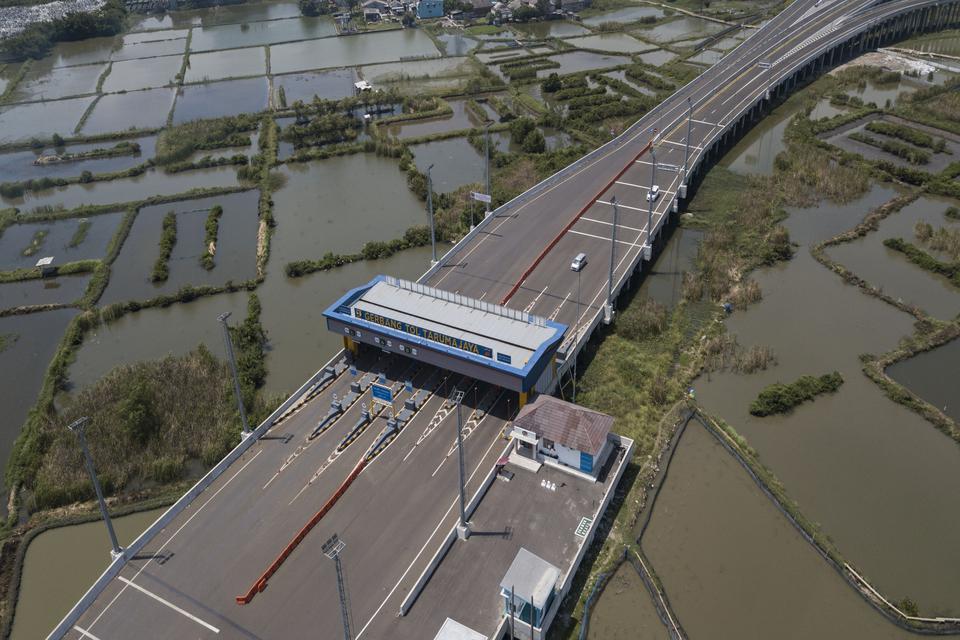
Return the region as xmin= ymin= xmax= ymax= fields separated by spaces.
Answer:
xmin=323 ymin=276 xmax=567 ymax=403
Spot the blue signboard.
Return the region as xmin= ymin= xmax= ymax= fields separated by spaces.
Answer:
xmin=353 ymin=308 xmax=493 ymax=359
xmin=496 ymin=353 xmax=512 ymax=364
xmin=371 ymin=383 xmax=393 ymax=403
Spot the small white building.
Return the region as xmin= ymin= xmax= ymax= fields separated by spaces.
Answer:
xmin=509 ymin=395 xmax=613 ymax=480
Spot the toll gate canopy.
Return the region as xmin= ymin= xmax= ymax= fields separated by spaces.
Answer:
xmin=324 ymin=276 xmax=567 ymax=393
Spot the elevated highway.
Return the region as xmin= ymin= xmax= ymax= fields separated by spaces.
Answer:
xmin=51 ymin=0 xmax=960 ymax=637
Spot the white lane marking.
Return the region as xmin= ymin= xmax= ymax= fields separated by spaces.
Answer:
xmin=523 ymin=286 xmax=548 ymax=314
xmin=85 ymin=449 xmax=263 ymax=632
xmin=355 ymin=426 xmax=506 ymax=639
xmin=691 ymin=118 xmax=720 ymax=126
xmin=580 ymin=217 xmax=646 ymax=233
xmin=549 ymin=291 xmax=570 ymax=321
xmin=117 ymin=577 xmax=220 ymax=634
xmin=73 ymin=626 xmax=103 ymax=640
xmin=568 ymin=229 xmax=642 ymax=247
xmin=660 ymin=139 xmax=703 ymax=151
xmin=596 ymin=199 xmax=652 ymax=212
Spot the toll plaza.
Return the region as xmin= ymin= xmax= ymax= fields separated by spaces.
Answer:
xmin=323 ymin=275 xmax=568 ymax=406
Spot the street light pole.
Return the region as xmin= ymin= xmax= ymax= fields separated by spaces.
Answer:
xmin=68 ymin=417 xmax=122 ymax=559
xmin=573 ymin=267 xmax=581 ymax=404
xmin=453 ymin=390 xmax=469 ymax=539
xmin=647 ymin=147 xmax=657 ymax=260
xmin=605 ymin=195 xmax=618 ymax=325
xmin=484 ymin=120 xmax=492 ymax=222
xmin=426 ymin=163 xmax=437 ymax=265
xmin=322 ymin=535 xmax=352 ymax=640
xmin=218 ymin=312 xmax=251 ymax=440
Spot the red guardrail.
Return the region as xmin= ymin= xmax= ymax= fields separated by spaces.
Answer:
xmin=235 ymin=458 xmax=367 ymax=605
xmin=500 ymin=139 xmax=653 ymax=305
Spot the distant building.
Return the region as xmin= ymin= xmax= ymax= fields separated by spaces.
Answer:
xmin=416 ymin=0 xmax=443 ymax=18
xmin=467 ymin=0 xmax=493 ymax=16
xmin=509 ymin=395 xmax=614 ymax=479
xmin=361 ymin=0 xmax=389 ymax=9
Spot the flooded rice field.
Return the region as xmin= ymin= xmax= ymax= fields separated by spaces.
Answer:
xmin=581 ymin=5 xmax=664 ymax=26
xmin=9 ymin=60 xmax=105 ymax=102
xmin=0 ymin=274 xmax=90 ymax=310
xmin=101 ymin=54 xmax=183 ymax=92
xmin=0 ymin=137 xmax=157 ymax=183
xmin=172 ymin=76 xmax=270 ymax=122
xmin=189 ymin=15 xmax=337 ymax=51
xmin=0 ymin=97 xmax=94 ymax=143
xmin=536 ymin=51 xmax=631 ymax=77
xmin=694 ymin=185 xmax=960 ymax=615
xmin=0 ymin=212 xmax=124 ymax=271
xmin=887 ymin=338 xmax=960 ymax=423
xmin=586 ymin=562 xmax=666 ymax=639
xmin=635 ymin=16 xmax=727 ymax=43
xmin=0 ymin=309 xmax=78 ymax=480
xmin=642 ymin=423 xmax=915 ymax=639
xmin=184 ymin=45 xmax=267 ymax=82
xmin=100 ymin=190 xmax=259 ymax=305
xmin=269 ymin=28 xmax=439 ymax=74
xmin=564 ymin=33 xmax=654 ymax=54
xmin=10 ymin=508 xmax=166 ymax=640
xmin=270 ymin=154 xmax=425 ymax=261
xmin=825 ymin=194 xmax=960 ymax=318
xmin=80 ymin=88 xmax=177 ymax=134
xmin=273 ymin=68 xmax=358 ymax=104
xmin=0 ymin=166 xmax=240 ymax=212
xmin=635 ymin=48 xmax=678 ymax=66
xmin=384 ymin=98 xmax=488 ymax=138
xmin=434 ymin=32 xmax=480 ymax=56
xmin=410 ymin=137 xmax=484 ymax=193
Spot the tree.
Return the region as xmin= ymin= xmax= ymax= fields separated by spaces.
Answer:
xmin=542 ymin=72 xmax=561 ymax=93
xmin=509 ymin=116 xmax=536 ymax=145
xmin=536 ymin=0 xmax=551 ymax=15
xmin=402 ymin=10 xmax=416 ymax=26
xmin=513 ymin=5 xmax=539 ymax=21
xmin=51 ymin=133 xmax=65 ymax=147
xmin=79 ymin=170 xmax=93 ymax=184
xmin=521 ymin=129 xmax=545 ymax=153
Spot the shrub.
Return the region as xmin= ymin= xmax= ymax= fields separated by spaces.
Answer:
xmin=150 ymin=212 xmax=177 ymax=282
xmin=749 ymin=372 xmax=844 ymax=416
xmin=541 ymin=73 xmax=561 ymax=93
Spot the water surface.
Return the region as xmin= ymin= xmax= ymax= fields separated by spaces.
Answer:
xmin=586 ymin=562 xmax=666 ymax=639
xmin=184 ymin=46 xmax=267 ymax=82
xmin=274 ymin=68 xmax=358 ymax=104
xmin=565 ymin=33 xmax=652 ymax=54
xmin=582 ymin=5 xmax=664 ymax=26
xmin=189 ymin=15 xmax=336 ymax=51
xmin=80 ymin=89 xmax=176 ymax=135
xmin=0 ymin=98 xmax=92 ymax=144
xmin=172 ymin=77 xmax=269 ymax=123
xmin=101 ymin=55 xmax=183 ymax=92
xmin=0 ymin=213 xmax=124 ymax=271
xmin=270 ymin=28 xmax=439 ymax=74
xmin=887 ymin=338 xmax=960 ymax=423
xmin=0 ymin=137 xmax=157 ymax=182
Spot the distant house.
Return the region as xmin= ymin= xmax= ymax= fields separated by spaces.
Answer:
xmin=416 ymin=0 xmax=443 ymax=18
xmin=467 ymin=0 xmax=493 ymax=16
xmin=362 ymin=0 xmax=390 ymax=9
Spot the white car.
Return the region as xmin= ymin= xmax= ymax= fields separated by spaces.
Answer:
xmin=570 ymin=252 xmax=588 ymax=272
xmin=646 ymin=185 xmax=660 ymax=202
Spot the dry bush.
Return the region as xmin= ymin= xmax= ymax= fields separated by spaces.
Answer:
xmin=681 ymin=271 xmax=704 ymax=302
xmin=617 ymin=298 xmax=668 ymax=342
xmin=729 ymin=279 xmax=762 ymax=310
xmin=734 ymin=344 xmax=777 ymax=374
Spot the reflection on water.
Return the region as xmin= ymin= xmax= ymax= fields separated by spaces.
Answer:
xmin=184 ymin=46 xmax=267 ymax=83
xmin=81 ymin=89 xmax=177 ymax=135
xmin=564 ymin=33 xmax=652 ymax=54
xmin=887 ymin=338 xmax=960 ymax=423
xmin=189 ymin=15 xmax=336 ymax=52
xmin=0 ymin=137 xmax=157 ymax=183
xmin=582 ymin=5 xmax=663 ymax=26
xmin=694 ymin=186 xmax=960 ymax=614
xmin=644 ymin=423 xmax=914 ymax=639
xmin=173 ymin=77 xmax=269 ymax=123
xmin=11 ymin=508 xmax=166 ymax=640
xmin=270 ymin=29 xmax=439 ymax=74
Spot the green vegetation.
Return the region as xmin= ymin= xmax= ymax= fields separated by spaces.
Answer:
xmin=946 ymin=206 xmax=960 ymax=220
xmin=150 ymin=212 xmax=177 ymax=283
xmin=164 ymin=154 xmax=248 ymax=174
xmin=865 ymin=120 xmax=946 ymax=152
xmin=0 ymin=333 xmax=17 ymax=353
xmin=895 ymin=75 xmax=960 ymax=135
xmin=200 ymin=205 xmax=223 ymax=270
xmin=625 ymin=65 xmax=674 ymax=91
xmin=509 ymin=117 xmax=545 ymax=153
xmin=883 ymin=237 xmax=960 ymax=286
xmin=20 ymin=345 xmax=274 ymax=510
xmin=230 ymin=293 xmax=268 ymax=411
xmin=0 ymin=60 xmax=31 ymax=105
xmin=749 ymin=372 xmax=844 ymax=416
xmin=20 ymin=228 xmax=49 ymax=257
xmin=67 ymin=219 xmax=91 ymax=249
xmin=156 ymin=114 xmax=260 ymax=166
xmin=848 ymin=131 xmax=930 ymax=165
xmin=285 ymin=225 xmax=431 ymax=277
xmin=1 ymin=0 xmax=126 ymax=60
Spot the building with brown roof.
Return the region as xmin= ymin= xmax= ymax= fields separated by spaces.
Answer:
xmin=509 ymin=394 xmax=613 ymax=479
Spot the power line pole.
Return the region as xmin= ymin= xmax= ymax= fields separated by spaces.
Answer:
xmin=453 ymin=390 xmax=469 ymax=540
xmin=604 ymin=195 xmax=618 ymax=325
xmin=322 ymin=534 xmax=352 ymax=640
xmin=427 ymin=164 xmax=437 ymax=265
xmin=68 ymin=417 xmax=122 ymax=559
xmin=218 ymin=312 xmax=251 ymax=440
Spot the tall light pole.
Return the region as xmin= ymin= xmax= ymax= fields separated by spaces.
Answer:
xmin=682 ymin=96 xmax=693 ymax=194
xmin=68 ymin=417 xmax=122 ymax=559
xmin=573 ymin=264 xmax=582 ymax=404
xmin=453 ymin=390 xmax=469 ymax=540
xmin=322 ymin=534 xmax=352 ymax=640
xmin=426 ymin=164 xmax=437 ymax=265
xmin=218 ymin=312 xmax=251 ymax=440
xmin=646 ymin=147 xmax=657 ymax=260
xmin=604 ymin=195 xmax=618 ymax=325
xmin=484 ymin=120 xmax=492 ymax=222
